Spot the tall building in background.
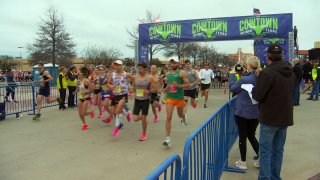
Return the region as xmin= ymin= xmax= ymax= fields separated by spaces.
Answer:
xmin=228 ymin=48 xmax=253 ymax=64
xmin=315 ymin=41 xmax=320 ymax=48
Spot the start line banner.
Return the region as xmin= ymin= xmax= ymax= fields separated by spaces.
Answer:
xmin=138 ymin=13 xmax=292 ymax=62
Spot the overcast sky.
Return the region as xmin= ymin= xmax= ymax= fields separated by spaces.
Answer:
xmin=1 ymin=0 xmax=319 ymax=59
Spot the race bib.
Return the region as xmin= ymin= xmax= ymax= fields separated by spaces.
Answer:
xmin=169 ymin=84 xmax=177 ymax=93
xmin=115 ymin=86 xmax=122 ymax=93
xmin=136 ymin=89 xmax=144 ymax=97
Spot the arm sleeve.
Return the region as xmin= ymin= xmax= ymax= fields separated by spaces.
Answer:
xmin=230 ymin=77 xmax=244 ymax=93
xmin=67 ymin=72 xmax=76 ymax=81
xmin=59 ymin=74 xmax=63 ymax=89
xmin=229 ymin=74 xmax=236 ymax=89
xmin=252 ymin=71 xmax=272 ymax=102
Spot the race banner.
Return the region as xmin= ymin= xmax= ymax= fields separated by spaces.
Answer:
xmin=138 ymin=13 xmax=292 ymax=62
xmin=254 ymin=38 xmax=288 ymax=65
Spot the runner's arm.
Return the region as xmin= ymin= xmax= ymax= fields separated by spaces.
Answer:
xmin=193 ymin=70 xmax=201 ymax=85
xmin=44 ymin=71 xmax=53 ymax=82
xmin=107 ymin=76 xmax=115 ymax=90
xmin=179 ymin=70 xmax=190 ymax=89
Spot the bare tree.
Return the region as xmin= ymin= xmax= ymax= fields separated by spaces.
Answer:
xmin=27 ymin=7 xmax=76 ymax=78
xmin=126 ymin=10 xmax=164 ymax=62
xmin=0 ymin=55 xmax=18 ymax=72
xmin=163 ymin=43 xmax=189 ymax=63
xmin=184 ymin=43 xmax=201 ymax=65
xmin=82 ymin=45 xmax=122 ymax=66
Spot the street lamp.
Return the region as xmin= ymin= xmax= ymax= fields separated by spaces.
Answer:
xmin=18 ymin=47 xmax=23 ymax=71
xmin=18 ymin=46 xmax=23 ymax=58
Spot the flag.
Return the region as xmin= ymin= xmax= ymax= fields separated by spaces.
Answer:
xmin=253 ymin=8 xmax=261 ymax=16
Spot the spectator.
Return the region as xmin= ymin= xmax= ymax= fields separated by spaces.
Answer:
xmin=307 ymin=59 xmax=320 ymax=101
xmin=57 ymin=66 xmax=67 ymax=110
xmin=67 ymin=66 xmax=78 ymax=108
xmin=302 ymin=59 xmax=313 ymax=91
xmin=252 ymin=45 xmax=294 ymax=180
xmin=292 ymin=58 xmax=303 ymax=106
xmin=5 ymin=69 xmax=17 ymax=102
xmin=230 ymin=56 xmax=260 ymax=170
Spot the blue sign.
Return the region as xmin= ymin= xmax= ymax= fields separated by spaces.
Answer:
xmin=138 ymin=13 xmax=292 ymax=63
xmin=254 ymin=38 xmax=288 ymax=65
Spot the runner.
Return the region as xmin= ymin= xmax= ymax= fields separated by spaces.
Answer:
xmin=199 ymin=62 xmax=214 ymax=108
xmin=33 ymin=62 xmax=61 ymax=121
xmin=92 ymin=67 xmax=103 ymax=118
xmin=75 ymin=67 xmax=94 ymax=130
xmin=149 ymin=65 xmax=162 ymax=123
xmin=194 ymin=65 xmax=202 ymax=101
xmin=161 ymin=68 xmax=168 ymax=104
xmin=108 ymin=60 xmax=134 ymax=137
xmin=132 ymin=62 xmax=151 ymax=141
xmin=100 ymin=65 xmax=113 ymax=123
xmin=162 ymin=59 xmax=193 ymax=147
xmin=183 ymin=60 xmax=200 ymax=115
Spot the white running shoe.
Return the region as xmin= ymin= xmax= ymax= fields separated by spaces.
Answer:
xmin=235 ymin=160 xmax=247 ymax=170
xmin=254 ymin=160 xmax=260 ymax=168
xmin=162 ymin=137 xmax=171 ymax=147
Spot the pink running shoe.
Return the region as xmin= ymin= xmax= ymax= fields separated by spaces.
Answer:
xmin=112 ymin=127 xmax=120 ymax=136
xmin=158 ymin=104 xmax=162 ymax=112
xmin=89 ymin=110 xmax=95 ymax=119
xmin=139 ymin=133 xmax=147 ymax=141
xmin=103 ymin=117 xmax=112 ymax=123
xmin=81 ymin=124 xmax=88 ymax=131
xmin=153 ymin=115 xmax=159 ymax=123
xmin=98 ymin=113 xmax=103 ymax=118
xmin=126 ymin=111 xmax=131 ymax=122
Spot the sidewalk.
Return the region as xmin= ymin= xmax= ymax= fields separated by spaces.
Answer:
xmin=0 ymin=89 xmax=319 ymax=180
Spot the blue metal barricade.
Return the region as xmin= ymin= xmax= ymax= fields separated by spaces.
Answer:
xmin=0 ymin=84 xmax=35 ymax=117
xmin=0 ymin=83 xmax=77 ymax=119
xmin=146 ymin=98 xmax=243 ymax=180
xmin=181 ymin=98 xmax=244 ymax=180
xmin=145 ymin=154 xmax=182 ymax=180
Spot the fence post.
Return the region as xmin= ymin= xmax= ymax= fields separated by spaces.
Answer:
xmin=31 ymin=83 xmax=36 ymax=115
xmin=223 ymin=99 xmax=245 ymax=173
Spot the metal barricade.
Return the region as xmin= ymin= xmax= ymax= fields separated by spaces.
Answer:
xmin=0 ymin=83 xmax=77 ymax=118
xmin=181 ymin=98 xmax=244 ymax=180
xmin=145 ymin=154 xmax=182 ymax=180
xmin=0 ymin=84 xmax=35 ymax=117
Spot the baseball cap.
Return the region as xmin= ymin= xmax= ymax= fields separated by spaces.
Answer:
xmin=235 ymin=64 xmax=243 ymax=72
xmin=267 ymin=45 xmax=283 ymax=54
xmin=114 ymin=60 xmax=123 ymax=65
xmin=170 ymin=59 xmax=179 ymax=63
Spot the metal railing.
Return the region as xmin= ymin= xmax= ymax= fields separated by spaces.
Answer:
xmin=0 ymin=83 xmax=76 ymax=119
xmin=145 ymin=154 xmax=182 ymax=180
xmin=181 ymin=98 xmax=244 ymax=180
xmin=146 ymin=98 xmax=244 ymax=180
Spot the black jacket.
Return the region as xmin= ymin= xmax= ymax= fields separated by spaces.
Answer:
xmin=252 ymin=60 xmax=294 ymax=127
xmin=293 ymin=63 xmax=303 ymax=88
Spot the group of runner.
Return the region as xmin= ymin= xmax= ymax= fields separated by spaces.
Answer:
xmin=33 ymin=59 xmax=218 ymax=146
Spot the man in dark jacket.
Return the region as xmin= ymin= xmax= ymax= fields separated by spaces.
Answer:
xmin=252 ymin=45 xmax=294 ymax=180
xmin=292 ymin=58 xmax=303 ymax=106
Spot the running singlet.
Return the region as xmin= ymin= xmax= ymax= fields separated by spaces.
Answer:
xmin=166 ymin=70 xmax=184 ymax=100
xmin=134 ymin=75 xmax=150 ymax=100
xmin=184 ymin=68 xmax=197 ymax=90
xmin=78 ymin=79 xmax=90 ymax=100
xmin=39 ymin=70 xmax=49 ymax=89
xmin=112 ymin=72 xmax=129 ymax=96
